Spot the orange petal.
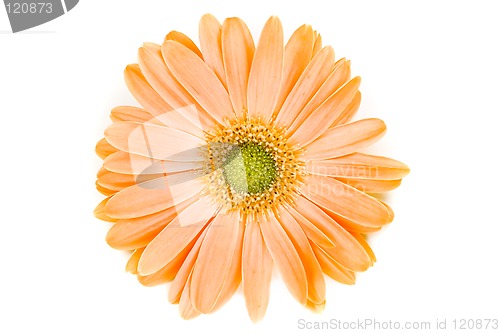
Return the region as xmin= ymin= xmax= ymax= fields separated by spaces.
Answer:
xmin=105 ymin=121 xmax=205 ymax=162
xmin=105 ymin=171 xmax=203 ymax=219
xmin=190 ymin=211 xmax=240 ymax=313
xmin=303 ymin=118 xmax=387 ymax=160
xmin=242 ymin=215 xmax=273 ymax=322
xmin=165 ymin=31 xmax=203 ymax=58
xmin=210 ymin=218 xmax=245 ymax=312
xmin=277 ymin=207 xmax=326 ymax=304
xmin=300 ymin=175 xmax=391 ymax=229
xmin=126 ymin=248 xmax=145 ymax=274
xmin=106 ymin=197 xmax=195 ymax=250
xmin=138 ymin=43 xmax=193 ymax=109
xmin=162 ymin=40 xmax=235 ymax=123
xmin=293 ymin=195 xmax=372 ymax=271
xmin=199 ymin=14 xmax=226 ymax=87
xmin=290 ymin=76 xmax=360 ymax=146
xmin=260 ymin=214 xmax=307 ymax=305
xmin=168 ymin=227 xmax=208 ymax=304
xmin=222 ymin=17 xmax=255 ymax=119
xmin=287 ymin=59 xmax=351 ymax=136
xmin=350 ymin=232 xmax=376 ymax=263
xmin=247 ymin=16 xmax=284 ymax=122
xmin=97 ymin=168 xmax=139 ymax=191
xmin=274 ymin=24 xmax=314 ymax=116
xmin=306 ymin=152 xmax=410 ymax=180
xmin=275 ymin=46 xmax=335 ymax=128
xmin=94 ymin=197 xmax=117 ymax=222
xmin=336 ymin=177 xmax=402 ymax=193
xmin=95 ymin=181 xmax=116 ymax=196
xmin=138 ymin=239 xmax=194 ymax=287
xmin=310 ymin=242 xmax=356 ymax=285
xmin=332 ymin=90 xmax=361 ymax=127
xmin=138 ymin=44 xmax=215 ymax=130
xmin=312 ymin=31 xmax=322 ymax=57
xmin=381 ymin=200 xmax=395 ymax=223
xmin=110 ymin=106 xmax=153 ymax=123
xmin=179 ymin=274 xmax=201 ymax=319
xmin=307 ymin=299 xmax=326 ymax=313
xmin=95 ymin=138 xmax=118 ymax=160
xmin=285 ymin=203 xmax=334 ymax=249
xmin=123 ymin=64 xmax=173 ymax=116
xmin=104 ymin=152 xmax=202 ymax=176
xmin=138 ymin=196 xmax=217 ymax=275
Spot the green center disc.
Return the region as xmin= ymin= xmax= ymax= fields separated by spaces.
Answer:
xmin=222 ymin=142 xmax=277 ymax=195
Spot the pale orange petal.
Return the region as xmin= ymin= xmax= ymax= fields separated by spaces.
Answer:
xmin=381 ymin=200 xmax=395 ymax=223
xmin=162 ymin=40 xmax=235 ymax=123
xmin=95 ymin=138 xmax=118 ymax=160
xmin=287 ymin=58 xmax=351 ymax=136
xmin=275 ymin=46 xmax=335 ymax=128
xmin=123 ymin=64 xmax=172 ymax=116
xmin=290 ymin=76 xmax=360 ymax=146
xmin=242 ymin=215 xmax=273 ymax=322
xmin=260 ymin=214 xmax=307 ymax=305
xmin=106 ymin=197 xmax=195 ymax=250
xmin=105 ymin=171 xmax=203 ymax=219
xmin=331 ymin=89 xmax=361 ymax=127
xmin=312 ymin=31 xmax=322 ymax=57
xmin=210 ymin=218 xmax=245 ymax=312
xmin=104 ymin=152 xmax=202 ymax=176
xmin=138 ymin=196 xmax=217 ymax=275
xmin=273 ymin=24 xmax=314 ymax=116
xmin=190 ymin=211 xmax=240 ymax=313
xmin=137 ymin=44 xmax=216 ymax=130
xmin=95 ymin=181 xmax=116 ymax=196
xmin=222 ymin=17 xmax=255 ymax=119
xmin=310 ymin=242 xmax=356 ymax=285
xmin=293 ymin=195 xmax=372 ymax=271
xmin=138 ymin=43 xmax=216 ymax=130
xmin=138 ymin=240 xmax=193 ymax=287
xmin=165 ymin=31 xmax=203 ymax=58
xmin=97 ymin=168 xmax=139 ymax=191
xmin=199 ymin=14 xmax=226 ymax=87
xmin=285 ymin=203 xmax=334 ymax=248
xmin=179 ymin=274 xmax=201 ymax=319
xmin=307 ymin=299 xmax=326 ymax=313
xmin=94 ymin=197 xmax=117 ymax=222
xmin=126 ymin=248 xmax=145 ymax=274
xmin=138 ymin=43 xmax=194 ymax=109
xmin=277 ymin=207 xmax=326 ymax=304
xmin=105 ymin=121 xmax=205 ymax=161
xmin=303 ymin=118 xmax=387 ymax=160
xmin=247 ymin=16 xmax=283 ymax=121
xmin=336 ymin=177 xmax=402 ymax=193
xmin=168 ymin=228 xmax=208 ymax=304
xmin=306 ymin=152 xmax=410 ymax=180
xmin=300 ymin=174 xmax=391 ymax=229
xmin=350 ymin=232 xmax=376 ymax=263
xmin=110 ymin=106 xmax=153 ymax=123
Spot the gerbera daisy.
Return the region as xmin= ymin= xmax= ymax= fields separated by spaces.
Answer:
xmin=95 ymin=14 xmax=409 ymax=321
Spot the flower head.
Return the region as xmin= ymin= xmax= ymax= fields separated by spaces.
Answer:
xmin=95 ymin=14 xmax=409 ymax=321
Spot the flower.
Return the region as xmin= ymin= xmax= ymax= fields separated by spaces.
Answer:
xmin=95 ymin=14 xmax=409 ymax=321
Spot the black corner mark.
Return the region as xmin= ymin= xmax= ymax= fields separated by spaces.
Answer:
xmin=3 ymin=0 xmax=79 ymax=33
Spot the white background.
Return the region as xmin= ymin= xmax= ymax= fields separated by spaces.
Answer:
xmin=1 ymin=0 xmax=499 ymax=332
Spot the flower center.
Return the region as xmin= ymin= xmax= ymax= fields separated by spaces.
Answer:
xmin=222 ymin=142 xmax=277 ymax=195
xmin=201 ymin=118 xmax=305 ymax=215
